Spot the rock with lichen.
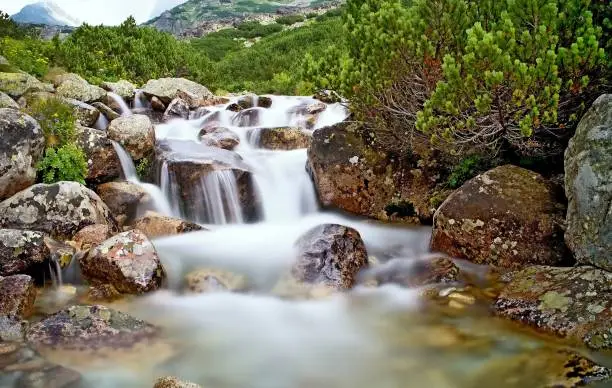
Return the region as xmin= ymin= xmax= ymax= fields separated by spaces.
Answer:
xmin=79 ymin=230 xmax=165 ymax=294
xmin=494 ymin=265 xmax=612 ymax=350
xmin=55 ymin=73 xmax=105 ymax=103
xmin=101 ymin=80 xmax=135 ymax=99
xmin=26 ymin=305 xmax=158 ymax=351
xmin=256 ymin=127 xmax=311 ymax=150
xmin=431 ymin=165 xmax=568 ymax=268
xmin=97 ymin=181 xmax=151 ymax=225
xmin=0 ymin=182 xmax=118 ymax=240
xmin=142 ymin=78 xmax=212 ymax=105
xmin=154 ymin=376 xmax=202 ymax=388
xmin=564 ymin=94 xmax=612 ymax=271
xmin=108 ymin=114 xmax=155 ymax=161
xmin=0 ymin=229 xmax=50 ymax=276
xmin=184 ymin=268 xmax=248 ymax=294
xmin=75 ymin=125 xmax=122 ymax=184
xmin=72 ymin=224 xmax=113 ymax=251
xmin=0 ymin=275 xmax=36 ymax=319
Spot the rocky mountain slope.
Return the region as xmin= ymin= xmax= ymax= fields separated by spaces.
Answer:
xmin=11 ymin=1 xmax=80 ymax=27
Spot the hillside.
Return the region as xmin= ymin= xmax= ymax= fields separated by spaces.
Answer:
xmin=145 ymin=0 xmax=341 ymax=36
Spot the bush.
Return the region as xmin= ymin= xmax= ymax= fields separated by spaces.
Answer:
xmin=37 ymin=144 xmax=88 ymax=184
xmin=276 ymin=15 xmax=305 ymax=26
xmin=26 ymin=97 xmax=76 ymax=146
xmin=0 ymin=37 xmax=51 ymax=77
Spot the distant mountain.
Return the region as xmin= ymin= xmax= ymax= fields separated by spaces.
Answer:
xmin=11 ymin=1 xmax=80 ymax=27
xmin=145 ymin=0 xmax=341 ymax=36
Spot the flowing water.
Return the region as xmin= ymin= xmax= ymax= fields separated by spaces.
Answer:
xmin=33 ymin=95 xmax=611 ymax=388
xmin=106 ymin=92 xmax=133 ymax=116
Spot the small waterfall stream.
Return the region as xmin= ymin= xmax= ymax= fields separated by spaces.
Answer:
xmin=107 ymin=92 xmax=133 ymax=116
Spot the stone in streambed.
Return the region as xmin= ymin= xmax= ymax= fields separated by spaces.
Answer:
xmin=92 ymin=101 xmax=120 ymax=121
xmin=362 ymin=256 xmax=460 ymax=288
xmin=494 ymin=265 xmax=612 ymax=350
xmin=73 ymin=224 xmax=113 ymax=250
xmin=79 ymin=230 xmax=164 ymax=294
xmin=292 ymin=224 xmax=368 ymax=290
xmin=97 ymin=181 xmax=151 ymax=226
xmin=133 ymin=211 xmax=203 ymax=239
xmin=154 ymin=376 xmax=202 ymax=388
xmin=257 ymin=127 xmax=311 ymax=150
xmin=0 ymin=275 xmax=36 ymax=319
xmin=163 ymin=97 xmax=190 ymax=122
xmin=75 ymin=125 xmax=122 ymax=183
xmin=185 ymin=268 xmax=248 ymax=294
xmin=431 ymin=165 xmax=568 ymax=268
xmin=0 ymin=72 xmax=50 ymax=99
xmin=0 ymin=229 xmax=51 ymax=276
xmin=101 ymin=80 xmax=136 ymax=100
xmin=198 ymin=126 xmax=240 ymax=150
xmin=142 ymin=78 xmax=213 ymax=105
xmin=108 ymin=114 xmax=155 ymax=161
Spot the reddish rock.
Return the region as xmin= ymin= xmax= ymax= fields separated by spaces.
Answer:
xmin=73 ymin=224 xmax=113 ymax=250
xmin=0 ymin=275 xmax=36 ymax=319
xmin=133 ymin=211 xmax=203 ymax=239
xmin=257 ymin=127 xmax=311 ymax=150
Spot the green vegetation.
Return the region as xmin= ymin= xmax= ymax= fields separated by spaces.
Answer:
xmin=304 ymin=0 xmax=609 ymax=167
xmin=136 ymin=158 xmax=151 ymax=180
xmin=26 ymin=98 xmax=88 ymax=184
xmin=276 ymin=15 xmax=305 ymax=25
xmin=447 ymin=155 xmax=488 ymax=189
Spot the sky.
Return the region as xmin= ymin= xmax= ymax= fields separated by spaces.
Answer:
xmin=0 ymin=0 xmax=187 ymax=25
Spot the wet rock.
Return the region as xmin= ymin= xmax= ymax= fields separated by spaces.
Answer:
xmin=0 ymin=181 xmax=118 ymax=240
xmin=0 ymin=343 xmax=82 ymax=388
xmin=306 ymin=101 xmax=326 ymax=114
xmin=55 ymin=73 xmax=105 ymax=103
xmin=151 ymin=96 xmax=166 ymax=112
xmin=75 ymin=126 xmax=122 ymax=183
xmin=257 ymin=127 xmax=311 ymax=150
xmin=101 ymin=80 xmax=135 ymax=99
xmin=0 ymin=316 xmax=26 ymax=342
xmin=154 ymin=376 xmax=202 ymax=388
xmin=63 ymin=98 xmax=100 ymax=127
xmin=163 ymin=97 xmax=190 ymax=122
xmin=0 ymin=91 xmax=19 ymax=109
xmin=100 ymin=93 xmax=124 ymax=114
xmin=564 ymin=94 xmax=612 ymax=271
xmin=92 ymin=101 xmax=120 ymax=121
xmin=257 ymin=96 xmax=273 ymax=108
xmin=232 ymin=108 xmax=260 ymax=127
xmin=495 ymin=265 xmax=612 ymax=349
xmin=45 ymin=238 xmax=76 ymax=270
xmin=199 ymin=96 xmax=230 ymax=107
xmin=142 ymin=78 xmax=213 ymax=105
xmin=26 ymin=305 xmax=158 ymax=350
xmin=431 ymin=165 xmax=567 ymax=268
xmin=108 ymin=114 xmax=155 ymax=160
xmin=313 ymin=89 xmax=342 ymax=104
xmin=0 ymin=229 xmax=50 ymax=276
xmin=0 ymin=275 xmax=36 ymax=319
xmin=199 ymin=126 xmax=240 ymax=150
xmin=236 ymin=94 xmax=271 ymax=110
xmin=292 ymin=224 xmax=368 ymax=289
xmin=0 ymin=109 xmax=45 ymax=201
xmin=362 ymin=256 xmax=460 ymax=288
xmin=0 ymin=72 xmax=50 ymax=99
xmin=133 ymin=211 xmax=203 ymax=239
xmin=97 ymin=181 xmax=150 ymax=225
xmin=226 ymin=103 xmax=243 ymax=112
xmin=79 ymin=230 xmax=164 ymax=294
xmin=185 ymin=268 xmax=248 ymax=294
xmin=85 ymin=283 xmax=123 ymax=303
xmin=73 ymin=224 xmax=113 ymax=250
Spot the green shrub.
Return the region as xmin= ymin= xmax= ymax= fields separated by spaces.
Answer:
xmin=136 ymin=158 xmax=150 ymax=180
xmin=26 ymin=97 xmax=76 ymax=146
xmin=276 ymin=15 xmax=305 ymax=26
xmin=37 ymin=144 xmax=88 ymax=184
xmin=0 ymin=37 xmax=51 ymax=77
xmin=447 ymin=155 xmax=487 ymax=188
xmin=306 ymin=12 xmax=319 ymax=19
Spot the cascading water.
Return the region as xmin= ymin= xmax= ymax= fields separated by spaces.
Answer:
xmin=106 ymin=92 xmax=133 ymax=116
xmin=199 ymin=170 xmax=244 ymax=224
xmin=94 ymin=113 xmax=109 ymax=130
xmin=133 ymin=89 xmax=150 ymax=109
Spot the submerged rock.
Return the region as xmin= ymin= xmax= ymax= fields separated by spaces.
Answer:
xmin=0 ymin=108 xmax=45 ymax=201
xmin=431 ymin=165 xmax=567 ymax=268
xmin=0 ymin=316 xmax=26 ymax=342
xmin=142 ymin=78 xmax=213 ymax=105
xmin=0 ymin=275 xmax=36 ymax=319
xmin=0 ymin=229 xmax=50 ymax=276
xmin=0 ymin=343 xmax=82 ymax=388
xmin=0 ymin=72 xmax=50 ymax=98
xmin=79 ymin=230 xmax=164 ymax=294
xmin=185 ymin=268 xmax=248 ymax=294
xmin=257 ymin=127 xmax=311 ymax=150
xmin=199 ymin=126 xmax=240 ymax=150
xmin=75 ymin=126 xmax=122 ymax=183
xmin=564 ymin=94 xmax=612 ymax=271
xmin=292 ymin=224 xmax=368 ymax=289
xmin=26 ymin=305 xmax=158 ymax=350
xmin=55 ymin=73 xmax=105 ymax=103
xmin=154 ymin=376 xmax=202 ymax=388
xmin=0 ymin=182 xmax=117 ymax=240
xmin=133 ymin=211 xmax=203 ymax=239
xmin=363 ymin=256 xmax=460 ymax=288
xmin=101 ymin=80 xmax=136 ymax=99
xmin=495 ymin=265 xmax=612 ymax=350
xmin=0 ymin=91 xmax=19 ymax=109
xmin=97 ymin=181 xmax=150 ymax=226
xmin=163 ymin=97 xmax=190 ymax=122
xmin=108 ymin=114 xmax=155 ymax=160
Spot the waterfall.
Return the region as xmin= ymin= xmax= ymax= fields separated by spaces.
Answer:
xmin=94 ymin=113 xmax=109 ymax=130
xmin=199 ymin=170 xmax=244 ymax=224
xmin=106 ymin=92 xmax=133 ymax=116
xmin=133 ymin=89 xmax=150 ymax=109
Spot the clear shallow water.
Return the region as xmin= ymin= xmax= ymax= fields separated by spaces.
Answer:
xmin=32 ymin=95 xmax=612 ymax=388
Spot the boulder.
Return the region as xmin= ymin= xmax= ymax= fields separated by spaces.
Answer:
xmin=162 ymin=97 xmax=190 ymax=122
xmin=97 ymin=181 xmax=150 ymax=225
xmin=0 ymin=72 xmax=50 ymax=98
xmin=292 ymin=224 xmax=368 ymax=289
xmin=226 ymin=103 xmax=243 ymax=113
xmin=0 ymin=181 xmax=117 ymax=240
xmin=232 ymin=108 xmax=261 ymax=127
xmin=72 ymin=224 xmax=113 ymax=250
xmin=75 ymin=126 xmax=122 ymax=183
xmin=185 ymin=268 xmax=248 ymax=294
xmin=430 ymin=165 xmax=567 ymax=268
xmin=564 ymin=94 xmax=612 ymax=271
xmin=133 ymin=211 xmax=203 ymax=239
xmin=306 ymin=101 xmax=326 ymax=114
xmin=79 ymin=230 xmax=164 ymax=294
xmin=0 ymin=316 xmax=25 ymax=342
xmin=55 ymin=74 xmax=105 ymax=103
xmin=0 ymin=108 xmax=45 ymax=200
xmin=108 ymin=114 xmax=155 ymax=160
xmin=0 ymin=91 xmax=18 ymax=109
xmin=199 ymin=126 xmax=240 ymax=150
xmin=495 ymin=265 xmax=612 ymax=350
xmin=257 ymin=127 xmax=311 ymax=150
xmin=151 ymin=96 xmax=166 ymax=112
xmin=0 ymin=343 xmax=81 ymax=388
xmin=0 ymin=275 xmax=36 ymax=319
xmin=101 ymin=80 xmax=136 ymax=99
xmin=63 ymin=98 xmax=100 ymax=127
xmin=258 ymin=96 xmax=273 ymax=108
xmin=0 ymin=229 xmax=50 ymax=276
xmin=92 ymin=101 xmax=120 ymax=121
xmin=142 ymin=78 xmax=213 ymax=105
xmin=26 ymin=305 xmax=158 ymax=350
xmin=154 ymin=376 xmax=202 ymax=388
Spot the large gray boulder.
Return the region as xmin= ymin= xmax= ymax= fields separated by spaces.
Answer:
xmin=63 ymin=98 xmax=100 ymax=127
xmin=0 ymin=91 xmax=19 ymax=109
xmin=75 ymin=126 xmax=122 ymax=183
xmin=0 ymin=72 xmax=50 ymax=99
xmin=141 ymin=77 xmax=213 ymax=105
xmin=0 ymin=182 xmax=117 ymax=240
xmin=0 ymin=229 xmax=50 ymax=277
xmin=55 ymin=73 xmax=105 ymax=103
xmin=108 ymin=114 xmax=155 ymax=160
xmin=564 ymin=94 xmax=612 ymax=271
xmin=101 ymin=80 xmax=135 ymax=99
xmin=0 ymin=109 xmax=45 ymax=201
